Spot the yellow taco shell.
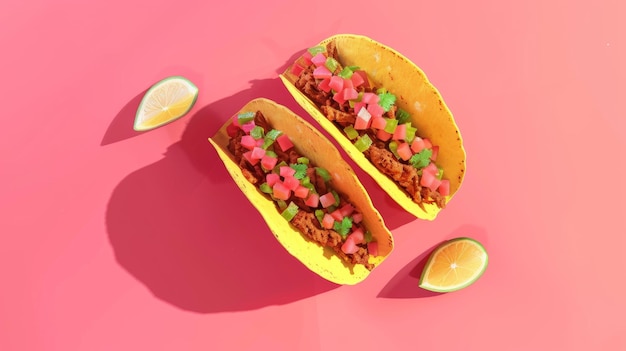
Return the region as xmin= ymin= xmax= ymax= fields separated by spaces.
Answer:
xmin=280 ymin=34 xmax=466 ymax=220
xmin=208 ymin=98 xmax=394 ymax=285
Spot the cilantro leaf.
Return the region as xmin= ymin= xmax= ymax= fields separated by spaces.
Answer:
xmin=377 ymin=92 xmax=397 ymax=112
xmin=290 ymin=163 xmax=308 ymax=180
xmin=409 ymin=149 xmax=433 ymax=169
xmin=333 ymin=216 xmax=353 ymax=237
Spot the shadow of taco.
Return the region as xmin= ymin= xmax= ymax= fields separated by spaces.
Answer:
xmin=209 ymin=98 xmax=394 ymax=285
xmin=280 ymin=34 xmax=466 ymax=220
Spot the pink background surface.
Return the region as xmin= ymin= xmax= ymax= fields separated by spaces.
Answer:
xmin=2 ymin=0 xmax=625 ymax=350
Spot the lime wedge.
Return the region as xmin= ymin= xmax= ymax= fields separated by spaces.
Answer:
xmin=134 ymin=76 xmax=198 ymax=131
xmin=419 ymin=237 xmax=488 ymax=292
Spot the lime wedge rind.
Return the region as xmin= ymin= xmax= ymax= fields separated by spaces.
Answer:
xmin=133 ymin=76 xmax=199 ymax=132
xmin=418 ymin=237 xmax=488 ymax=293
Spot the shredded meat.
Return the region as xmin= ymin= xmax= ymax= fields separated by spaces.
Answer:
xmin=291 ymin=211 xmax=373 ymax=270
xmin=321 ymin=105 xmax=356 ymax=126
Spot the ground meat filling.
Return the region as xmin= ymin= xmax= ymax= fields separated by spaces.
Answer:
xmin=293 ymin=43 xmax=446 ymax=209
xmin=228 ymin=111 xmax=373 ymax=270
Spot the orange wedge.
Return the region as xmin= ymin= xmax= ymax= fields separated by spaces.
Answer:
xmin=419 ymin=237 xmax=488 ymax=292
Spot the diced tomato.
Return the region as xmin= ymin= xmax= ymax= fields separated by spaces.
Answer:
xmin=348 ymin=227 xmax=365 ymax=244
xmin=261 ymin=155 xmax=277 ymax=171
xmin=322 ymin=213 xmax=335 ymax=229
xmin=410 ymin=136 xmax=425 ymax=153
xmin=266 ymin=173 xmax=280 ymax=187
xmin=311 ymin=52 xmax=327 ymax=67
xmin=319 ymin=192 xmax=336 ymax=208
xmin=343 ymin=87 xmax=359 ymax=101
xmin=283 ymin=175 xmax=300 ymax=191
xmin=438 ymin=179 xmax=450 ymax=196
xmin=242 ymin=151 xmax=259 ymax=165
xmin=255 ymin=138 xmax=265 ymax=147
xmin=424 ymin=162 xmax=438 ymax=175
xmin=305 ymin=193 xmax=319 ymax=207
xmin=240 ymin=135 xmax=257 ymax=150
xmin=352 ymin=212 xmax=363 ymax=223
xmin=341 ymin=237 xmax=358 ymax=254
xmin=371 ymin=116 xmax=387 ymax=130
xmin=420 ymin=169 xmax=436 ymax=188
xmin=313 ymin=66 xmax=332 ymax=80
xmin=250 ymin=147 xmax=266 ymax=160
xmin=301 ymin=51 xmax=313 ymax=65
xmin=332 ymin=92 xmax=346 ymax=105
xmin=353 ymin=70 xmax=369 ymax=88
xmin=279 ymin=166 xmax=295 ymax=178
xmin=353 ymin=102 xmax=366 ymax=115
xmin=330 ymin=209 xmax=344 ymax=221
xmin=342 ymin=78 xmax=354 ymax=90
xmin=367 ymin=103 xmax=385 ymax=118
xmin=396 ymin=142 xmax=412 ymax=161
xmin=367 ymin=241 xmax=379 ymax=256
xmin=329 ymin=76 xmax=344 ymax=92
xmin=241 ymin=121 xmax=256 ymax=134
xmin=294 ymin=185 xmax=310 ymax=199
xmin=430 ymin=145 xmax=439 ymax=161
xmin=318 ymin=78 xmax=331 ymax=92
xmin=276 ymin=134 xmax=294 ymax=151
xmin=392 ymin=123 xmax=407 ymax=140
xmin=376 ymin=129 xmax=392 ymax=141
xmin=350 ymin=71 xmax=365 ymax=87
xmin=354 ymin=107 xmax=372 ymax=130
xmin=273 ymin=182 xmax=291 ymax=200
xmin=290 ymin=63 xmax=305 ymax=76
xmin=423 ymin=138 xmax=433 ymax=149
xmin=428 ymin=178 xmax=442 ymax=192
xmin=226 ymin=123 xmax=240 ymax=138
xmin=339 ymin=203 xmax=354 ymax=217
xmin=361 ymin=92 xmax=379 ymax=105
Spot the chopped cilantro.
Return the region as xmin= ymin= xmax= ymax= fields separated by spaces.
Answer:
xmin=333 ymin=216 xmax=353 ymax=237
xmin=377 ymin=92 xmax=397 ymax=112
xmin=396 ymin=108 xmax=411 ymax=124
xmin=290 ymin=163 xmax=308 ymax=180
xmin=409 ymin=149 xmax=433 ymax=169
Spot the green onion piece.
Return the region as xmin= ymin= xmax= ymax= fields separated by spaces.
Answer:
xmin=237 ymin=112 xmax=255 ymax=125
xmin=347 ymin=65 xmax=360 ymax=71
xmin=388 ymin=140 xmax=400 ymax=159
xmin=343 ymin=125 xmax=359 ymax=140
xmin=384 ymin=118 xmax=398 ymax=134
xmin=315 ymin=167 xmax=332 ymax=182
xmin=437 ymin=167 xmax=444 ymax=180
xmin=281 ymin=202 xmax=300 ymax=222
xmin=301 ymin=176 xmax=316 ymax=193
xmin=265 ymin=150 xmax=277 ymax=158
xmin=354 ymin=134 xmax=373 ymax=152
xmin=338 ymin=66 xmax=354 ymax=79
xmin=276 ymin=199 xmax=288 ymax=211
xmin=265 ymin=129 xmax=282 ymax=140
xmin=315 ymin=209 xmax=324 ymax=225
xmin=250 ymin=126 xmax=264 ymax=139
xmin=308 ymin=46 xmax=326 ymax=55
xmin=259 ymin=183 xmax=273 ymax=194
xmin=376 ymin=87 xmax=387 ymax=94
xmin=297 ymin=157 xmax=309 ymax=165
xmin=364 ymin=231 xmax=373 ymax=243
xmin=325 ymin=57 xmax=338 ymax=72
xmin=273 ymin=161 xmax=288 ymax=174
xmin=261 ymin=139 xmax=274 ymax=150
xmin=405 ymin=124 xmax=417 ymax=143
xmin=396 ymin=108 xmax=411 ymax=124
xmin=327 ymin=205 xmax=337 ymax=213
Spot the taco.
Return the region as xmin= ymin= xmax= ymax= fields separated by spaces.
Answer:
xmin=280 ymin=34 xmax=466 ymax=220
xmin=208 ymin=98 xmax=394 ymax=285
